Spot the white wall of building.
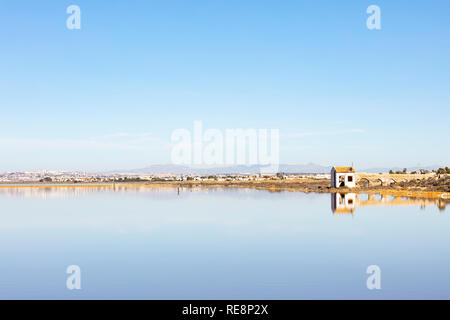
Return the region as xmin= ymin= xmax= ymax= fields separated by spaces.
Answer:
xmin=331 ymin=169 xmax=356 ymax=188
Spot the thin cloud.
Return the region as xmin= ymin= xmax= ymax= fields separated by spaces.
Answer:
xmin=0 ymin=133 xmax=171 ymax=151
xmin=282 ymin=129 xmax=364 ymax=138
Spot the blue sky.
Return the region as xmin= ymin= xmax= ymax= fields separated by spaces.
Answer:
xmin=0 ymin=0 xmax=449 ymax=171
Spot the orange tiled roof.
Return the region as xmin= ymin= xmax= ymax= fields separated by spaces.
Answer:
xmin=333 ymin=166 xmax=354 ymax=173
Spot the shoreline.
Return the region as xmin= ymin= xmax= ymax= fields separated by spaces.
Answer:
xmin=0 ymin=180 xmax=449 ymax=200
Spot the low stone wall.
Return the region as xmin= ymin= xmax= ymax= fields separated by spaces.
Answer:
xmin=356 ymin=173 xmax=437 ymax=186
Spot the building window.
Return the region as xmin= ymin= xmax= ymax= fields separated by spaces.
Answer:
xmin=347 ymin=175 xmax=353 ymax=182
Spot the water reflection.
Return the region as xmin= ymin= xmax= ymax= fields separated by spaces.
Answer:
xmin=0 ymin=185 xmax=179 ymax=199
xmin=331 ymin=193 xmax=447 ymax=214
xmin=0 ymin=186 xmax=449 ymax=299
xmin=0 ymin=186 xmax=447 ymax=212
xmin=0 ymin=185 xmax=270 ymax=200
xmin=331 ymin=193 xmax=356 ymax=214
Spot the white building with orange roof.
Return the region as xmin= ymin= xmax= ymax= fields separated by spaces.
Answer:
xmin=331 ymin=166 xmax=356 ymax=188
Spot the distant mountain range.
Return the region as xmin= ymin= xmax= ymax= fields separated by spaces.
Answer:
xmin=116 ymin=163 xmax=331 ymax=175
xmin=110 ymin=163 xmax=445 ymax=175
xmin=1 ymin=164 xmax=444 ymax=176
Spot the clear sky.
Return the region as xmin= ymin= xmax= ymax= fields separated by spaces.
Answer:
xmin=1 ymin=0 xmax=449 ymax=171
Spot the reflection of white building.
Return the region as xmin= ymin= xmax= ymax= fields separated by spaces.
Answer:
xmin=331 ymin=193 xmax=356 ymax=214
xmin=331 ymin=166 xmax=356 ymax=188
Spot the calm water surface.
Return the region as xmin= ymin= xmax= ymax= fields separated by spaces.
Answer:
xmin=0 ymin=186 xmax=448 ymax=299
